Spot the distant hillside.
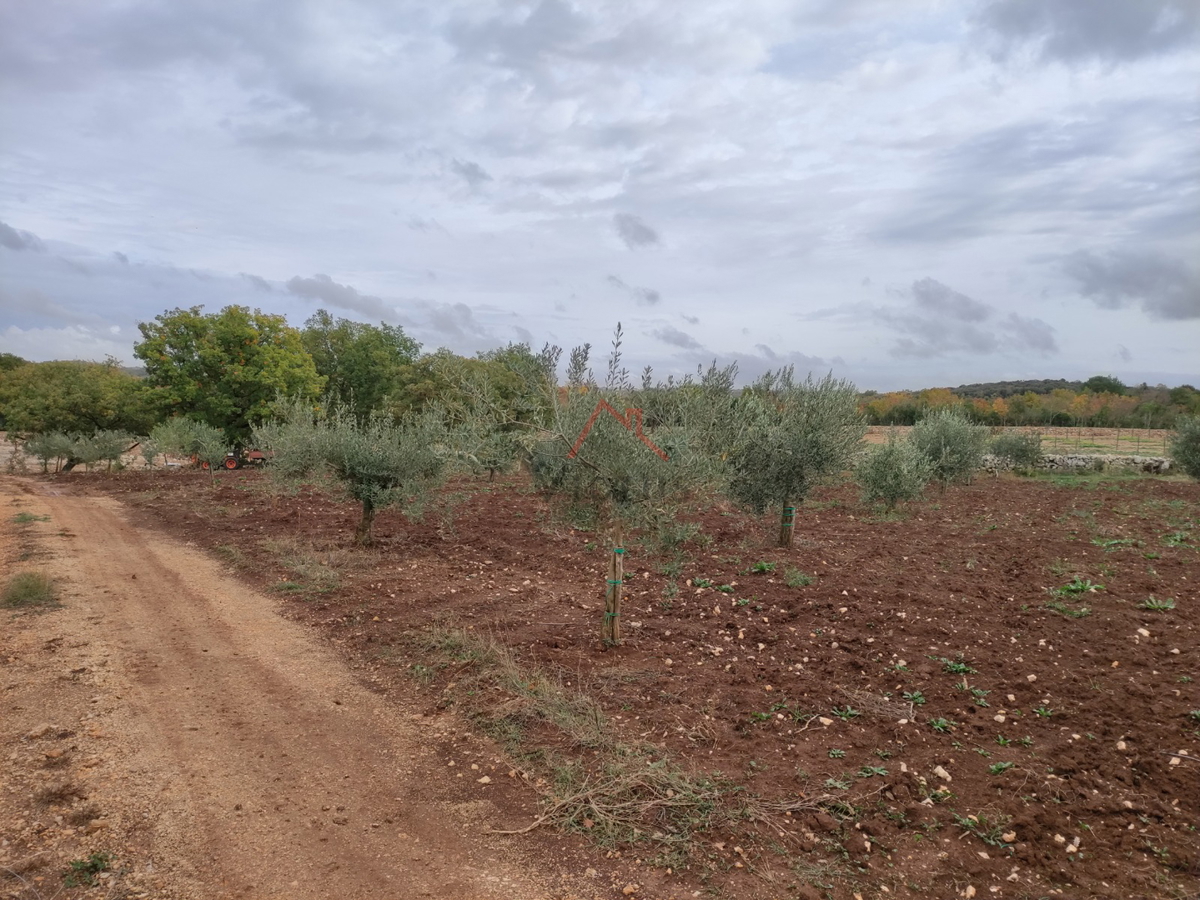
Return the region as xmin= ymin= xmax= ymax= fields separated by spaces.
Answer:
xmin=121 ymin=366 xmax=147 ymax=377
xmin=946 ymin=379 xmax=1083 ymax=398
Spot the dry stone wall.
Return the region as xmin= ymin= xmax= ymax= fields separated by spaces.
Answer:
xmin=984 ymin=453 xmax=1171 ymax=474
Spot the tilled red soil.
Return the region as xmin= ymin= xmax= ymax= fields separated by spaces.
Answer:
xmin=74 ymin=469 xmax=1199 ymax=900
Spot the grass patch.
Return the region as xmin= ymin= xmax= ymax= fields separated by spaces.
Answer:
xmin=784 ymin=566 xmax=815 ymax=588
xmin=1091 ymin=536 xmax=1140 ymax=552
xmin=416 ymin=628 xmax=609 ymax=752
xmin=12 ymin=512 xmax=50 ymax=525
xmin=212 ymin=543 xmax=248 ymax=567
xmin=2 ymin=571 xmax=58 ymax=609
xmin=1044 ymin=600 xmax=1091 ymax=618
xmin=1031 ymin=470 xmax=1146 ymax=489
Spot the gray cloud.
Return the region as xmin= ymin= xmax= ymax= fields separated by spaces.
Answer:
xmin=1117 ymin=344 xmax=1132 ymax=362
xmin=451 ymin=158 xmax=493 ymax=189
xmin=0 ymin=284 xmax=97 ymax=327
xmin=285 ymin=274 xmax=395 ymax=320
xmin=112 ymin=251 xmax=129 ymax=265
xmin=681 ymin=313 xmax=699 ymax=325
xmin=1062 ymin=249 xmax=1200 ymax=320
xmin=613 ymin=213 xmax=660 ymax=249
xmin=878 ymin=278 xmax=1058 ymax=358
xmin=240 ymin=273 xmax=274 ymax=292
xmin=753 ymin=343 xmax=778 ymax=360
xmin=425 ymin=302 xmax=490 ymax=342
xmin=638 ymin=287 xmax=661 ymax=306
xmin=0 ymin=221 xmax=45 ymax=252
xmin=407 ymin=217 xmax=447 ymax=234
xmin=911 ymin=277 xmax=991 ymax=323
xmin=999 ymin=312 xmax=1058 ymax=354
xmin=978 ymin=0 xmax=1200 ymax=64
xmin=606 ymin=275 xmax=661 ymax=306
xmin=872 ymin=105 xmax=1190 ymax=245
xmin=651 ymin=325 xmax=702 ymax=350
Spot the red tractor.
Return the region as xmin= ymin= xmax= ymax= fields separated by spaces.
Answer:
xmin=199 ymin=449 xmax=269 ymax=470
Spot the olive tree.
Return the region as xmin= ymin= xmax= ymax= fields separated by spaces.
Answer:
xmin=150 ymin=418 xmax=229 ymax=481
xmin=20 ymin=430 xmax=133 ymax=473
xmin=727 ymin=369 xmax=866 ymax=547
xmin=75 ymin=430 xmax=134 ymax=472
xmin=910 ymin=408 xmax=988 ymax=489
xmin=856 ymin=433 xmax=930 ymax=511
xmin=1170 ymin=415 xmax=1200 ymax=480
xmin=254 ymin=402 xmax=447 ymax=546
xmin=988 ymin=431 xmax=1043 ymax=473
xmin=22 ymin=432 xmax=76 ymax=473
xmin=531 ymin=331 xmax=724 ymax=644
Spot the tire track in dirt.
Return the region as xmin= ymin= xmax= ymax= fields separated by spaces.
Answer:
xmin=18 ymin=482 xmax=560 ymax=899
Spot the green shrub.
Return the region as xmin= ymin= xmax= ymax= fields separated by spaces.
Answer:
xmin=910 ymin=409 xmax=987 ymax=488
xmin=1170 ymin=416 xmax=1200 ymax=480
xmin=2 ymin=571 xmax=57 ymax=608
xmin=989 ymin=431 xmax=1043 ymax=471
xmin=63 ymin=852 xmax=112 ymax=888
xmin=856 ymin=434 xmax=931 ymax=510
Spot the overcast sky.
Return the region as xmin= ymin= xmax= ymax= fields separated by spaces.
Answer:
xmin=1 ymin=0 xmax=1197 ymax=390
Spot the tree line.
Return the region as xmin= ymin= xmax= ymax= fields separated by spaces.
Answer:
xmin=0 ymin=305 xmax=554 ymax=444
xmin=860 ymin=377 xmax=1200 ymax=429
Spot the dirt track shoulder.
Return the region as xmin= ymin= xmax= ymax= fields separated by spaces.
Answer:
xmin=0 ymin=478 xmax=586 ymax=900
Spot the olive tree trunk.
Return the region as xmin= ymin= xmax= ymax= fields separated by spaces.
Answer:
xmin=777 ymin=504 xmax=796 ymax=548
xmin=355 ymin=498 xmax=377 ymax=547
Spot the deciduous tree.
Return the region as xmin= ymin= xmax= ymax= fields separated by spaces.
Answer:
xmin=135 ymin=306 xmax=324 ymax=442
xmin=301 ymin=310 xmax=420 ymax=420
xmin=0 ymin=359 xmax=155 ymax=435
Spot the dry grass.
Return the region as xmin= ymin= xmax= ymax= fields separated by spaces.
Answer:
xmin=258 ymin=536 xmax=356 ymax=595
xmin=410 ymin=627 xmax=852 ymax=872
xmin=865 ymin=425 xmax=1172 ymax=456
xmin=836 ymin=687 xmax=915 ymax=722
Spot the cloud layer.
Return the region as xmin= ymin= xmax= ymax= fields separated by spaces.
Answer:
xmin=1 ymin=2 xmax=1197 ymax=388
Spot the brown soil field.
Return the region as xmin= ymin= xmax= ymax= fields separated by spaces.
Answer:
xmin=6 ymin=467 xmax=1199 ymax=900
xmin=0 ymin=480 xmax=622 ymax=900
xmin=865 ymin=426 xmax=1175 ymax=457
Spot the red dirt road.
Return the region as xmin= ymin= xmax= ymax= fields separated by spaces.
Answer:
xmin=1 ymin=480 xmax=571 ymax=899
